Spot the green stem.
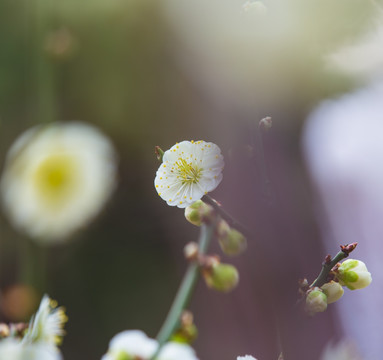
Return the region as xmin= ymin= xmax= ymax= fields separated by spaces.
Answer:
xmin=152 ymin=222 xmax=215 ymax=359
xmin=310 ymin=251 xmax=347 ymax=288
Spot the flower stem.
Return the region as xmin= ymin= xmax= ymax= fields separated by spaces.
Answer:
xmin=152 ymin=222 xmax=216 ymax=359
xmin=310 ymin=243 xmax=357 ymax=288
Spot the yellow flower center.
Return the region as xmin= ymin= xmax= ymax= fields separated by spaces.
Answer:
xmin=175 ymin=158 xmax=202 ymax=184
xmin=33 ymin=153 xmax=79 ymax=207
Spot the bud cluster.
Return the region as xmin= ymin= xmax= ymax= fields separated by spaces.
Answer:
xmin=184 ymin=200 xmax=248 ymax=293
xmin=303 ymin=255 xmax=372 ymax=316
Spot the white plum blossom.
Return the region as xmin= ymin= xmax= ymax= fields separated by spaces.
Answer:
xmin=158 ymin=342 xmax=199 ymax=360
xmin=102 ymin=330 xmax=199 ymax=360
xmin=0 ymin=338 xmax=62 ymax=360
xmin=237 ymin=356 xmax=257 ymax=360
xmin=101 ymin=330 xmax=157 ymax=360
xmin=0 ymin=122 xmax=117 ymax=242
xmin=154 ymin=140 xmax=224 ymax=208
xmin=24 ymin=295 xmax=67 ymax=346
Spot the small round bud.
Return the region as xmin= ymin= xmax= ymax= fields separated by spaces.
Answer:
xmin=217 ymin=220 xmax=247 ymax=256
xmin=336 ymin=259 xmax=372 ymax=290
xmin=321 ymin=281 xmax=344 ymax=304
xmin=203 ymin=263 xmax=239 ymax=292
xmin=305 ymin=287 xmax=327 ymax=315
xmin=184 ymin=242 xmax=199 ymax=261
xmin=184 ymin=200 xmax=214 ymax=226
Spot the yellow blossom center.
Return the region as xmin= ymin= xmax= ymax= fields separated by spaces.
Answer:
xmin=33 ymin=153 xmax=79 ymax=207
xmin=175 ymin=158 xmax=202 ymax=184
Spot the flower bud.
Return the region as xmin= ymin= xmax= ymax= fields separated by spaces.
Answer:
xmin=184 ymin=242 xmax=199 ymax=261
xmin=321 ymin=281 xmax=344 ymax=304
xmin=217 ymin=220 xmax=247 ymax=256
xmin=171 ymin=311 xmax=198 ymax=345
xmin=203 ymin=263 xmax=239 ymax=292
xmin=336 ymin=259 xmax=372 ymax=290
xmin=305 ymin=287 xmax=327 ymax=315
xmin=184 ymin=200 xmax=213 ymax=226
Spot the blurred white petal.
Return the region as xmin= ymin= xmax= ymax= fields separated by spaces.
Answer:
xmin=0 ymin=122 xmax=117 ymax=243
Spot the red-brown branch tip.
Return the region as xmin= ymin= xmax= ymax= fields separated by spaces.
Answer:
xmin=324 ymin=254 xmax=332 ymax=264
xmin=340 ymin=242 xmax=358 ymax=256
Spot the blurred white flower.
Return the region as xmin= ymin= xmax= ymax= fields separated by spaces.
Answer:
xmin=0 ymin=122 xmax=117 ymax=242
xmin=237 ymin=356 xmax=257 ymax=360
xmin=101 ymin=330 xmax=157 ymax=360
xmin=102 ymin=330 xmax=199 ymax=360
xmin=0 ymin=338 xmax=62 ymax=360
xmin=154 ymin=141 xmax=224 ymax=208
xmin=24 ymin=295 xmax=67 ymax=346
xmin=158 ymin=341 xmax=199 ymax=360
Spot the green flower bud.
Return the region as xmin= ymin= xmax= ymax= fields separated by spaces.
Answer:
xmin=336 ymin=259 xmax=372 ymax=290
xmin=305 ymin=287 xmax=327 ymax=315
xmin=321 ymin=281 xmax=344 ymax=304
xmin=171 ymin=324 xmax=198 ymax=344
xmin=184 ymin=200 xmax=213 ymax=226
xmin=217 ymin=220 xmax=247 ymax=256
xmin=203 ymin=263 xmax=239 ymax=292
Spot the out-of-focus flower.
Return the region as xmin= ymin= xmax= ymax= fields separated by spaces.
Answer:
xmin=336 ymin=259 xmax=372 ymax=290
xmin=102 ymin=330 xmax=199 ymax=360
xmin=320 ymin=340 xmax=362 ymax=360
xmin=237 ymin=356 xmax=257 ymax=360
xmin=0 ymin=338 xmax=62 ymax=360
xmin=305 ymin=287 xmax=327 ymax=315
xmin=321 ymin=281 xmax=344 ymax=304
xmin=0 ymin=122 xmax=117 ymax=243
xmin=154 ymin=141 xmax=224 ymax=208
xmin=24 ymin=295 xmax=67 ymax=346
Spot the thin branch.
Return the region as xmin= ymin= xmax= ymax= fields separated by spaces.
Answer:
xmin=151 ymin=222 xmax=216 ymax=359
xmin=310 ymin=243 xmax=358 ymax=288
xmin=202 ymin=195 xmax=251 ymax=238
